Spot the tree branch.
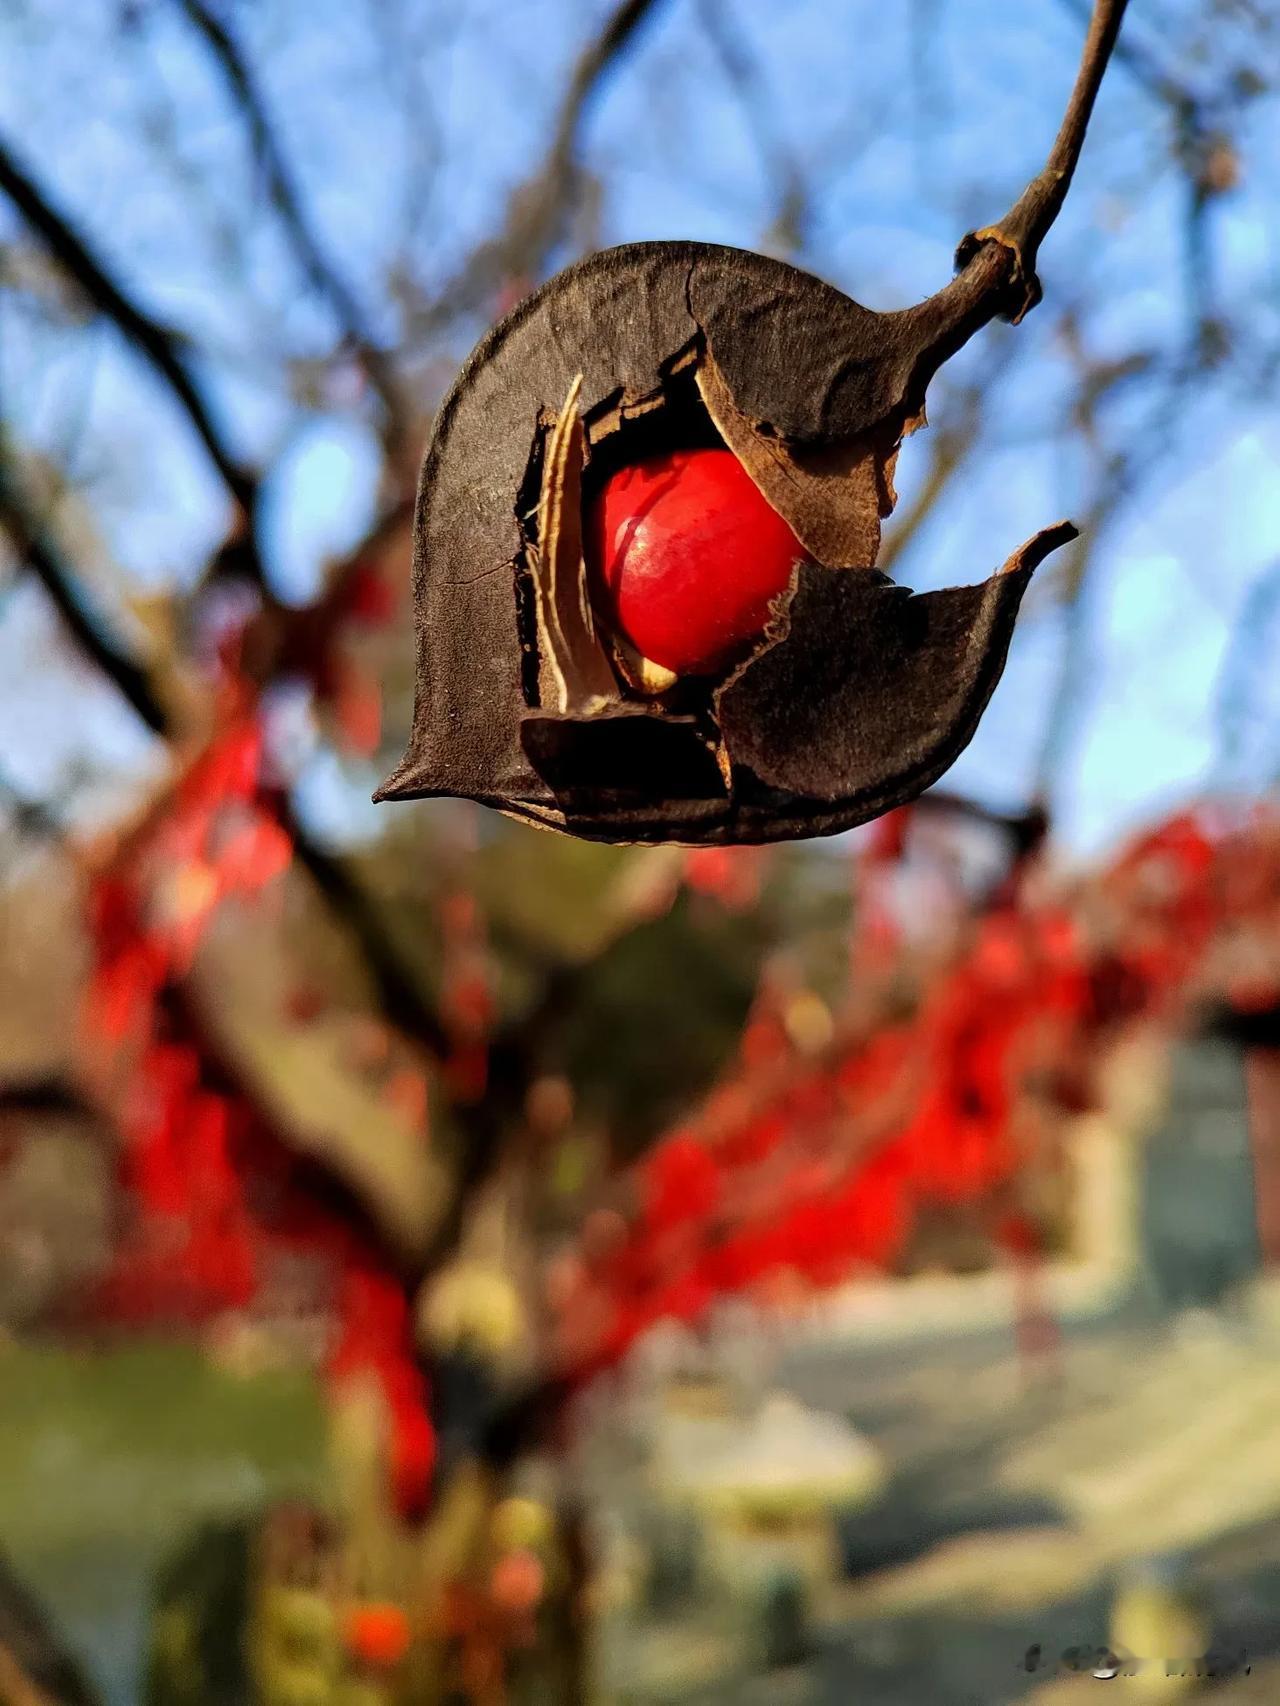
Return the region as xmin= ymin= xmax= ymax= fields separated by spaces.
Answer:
xmin=277 ymin=797 xmax=451 ymax=1061
xmin=0 ymin=452 xmax=457 ymax=1077
xmin=1031 ymin=484 xmax=1123 ymax=802
xmin=0 ymin=443 xmax=605 ymax=1298
xmin=696 ymin=0 xmax=806 ymax=257
xmin=0 ymin=1076 xmax=87 ymax=1118
xmin=162 ymin=981 xmax=429 ymax=1282
xmin=1055 ymin=0 xmax=1210 ymax=132
xmin=0 ymin=768 xmax=64 ymax=846
xmin=175 ymin=0 xmax=407 ymax=451
xmin=410 ymin=0 xmax=667 ymax=332
xmin=0 ymin=133 xmax=259 ymax=525
xmin=1214 ymin=556 xmax=1280 ymax=785
xmin=0 ymin=459 xmax=170 ymax=736
xmin=956 ymin=0 xmax=1130 ymax=320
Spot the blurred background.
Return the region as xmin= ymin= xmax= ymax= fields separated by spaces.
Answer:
xmin=2 ymin=0 xmax=1280 ymax=1701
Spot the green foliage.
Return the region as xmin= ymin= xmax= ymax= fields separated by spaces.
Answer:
xmin=0 ymin=1342 xmax=324 ymax=1556
xmin=547 ymin=893 xmax=772 ymax=1157
xmin=146 ymin=1521 xmax=253 ymax=1706
xmin=469 ymin=831 xmax=646 ymax=963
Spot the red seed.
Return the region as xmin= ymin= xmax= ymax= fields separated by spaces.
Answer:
xmin=586 ymin=448 xmax=809 ymax=677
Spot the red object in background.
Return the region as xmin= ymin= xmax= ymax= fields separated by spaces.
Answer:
xmin=490 ymin=1548 xmax=545 ymax=1616
xmin=344 ymin=1602 xmax=412 ymax=1670
xmin=386 ymin=1369 xmax=436 ymax=1522
xmin=341 ymin=561 xmax=397 ymax=627
xmin=864 ymin=806 xmax=912 ymax=866
xmin=586 ymin=448 xmax=810 ymax=676
xmin=77 ymin=706 xmax=1280 ymax=1522
xmin=641 ymin=1133 xmax=722 ymax=1229
xmin=333 ymin=663 xmax=383 ymax=757
xmin=684 ymin=846 xmax=766 ymax=911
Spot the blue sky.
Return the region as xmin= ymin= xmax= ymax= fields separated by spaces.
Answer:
xmin=1 ymin=0 xmax=1278 ymax=859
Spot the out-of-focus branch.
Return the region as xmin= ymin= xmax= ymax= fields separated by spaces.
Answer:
xmin=0 ymin=455 xmax=456 ymax=1071
xmin=877 ymin=391 xmax=983 ymax=577
xmin=696 ymin=0 xmax=806 ymax=257
xmin=0 ymin=445 xmax=621 ymax=1290
xmin=0 ymin=134 xmax=259 ymax=526
xmin=1031 ymin=329 xmax=1121 ymax=803
xmin=0 ymin=769 xmax=64 ymax=846
xmin=175 ymin=0 xmax=408 ymax=454
xmin=878 ymin=329 xmax=1030 ymax=577
xmin=0 ymin=133 xmax=465 ymax=1063
xmin=277 ymin=799 xmax=451 ymax=1063
xmin=1029 ymin=489 xmax=1116 ymax=802
xmin=163 ymin=981 xmax=431 ymax=1282
xmin=410 ymin=0 xmax=667 ymax=332
xmin=1055 ymin=0 xmax=1240 ymax=352
xmin=1032 ymin=318 xmax=1179 ymax=801
xmin=0 ymin=459 xmax=170 ymax=736
xmin=530 ymin=0 xmax=663 ymax=212
xmin=415 ymin=955 xmax=604 ymax=1277
xmin=0 ymin=1076 xmax=86 ymax=1117
xmin=1214 ymin=556 xmax=1280 ymax=784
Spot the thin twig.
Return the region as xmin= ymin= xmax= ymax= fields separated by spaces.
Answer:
xmin=176 ymin=0 xmax=407 ymax=452
xmin=278 ymin=798 xmax=452 ymax=1062
xmin=409 ymin=0 xmax=666 ymax=333
xmin=0 ymin=133 xmax=259 ymax=525
xmin=957 ymin=0 xmax=1130 ymax=319
xmin=1054 ymin=0 xmax=1233 ymax=353
xmin=0 ymin=444 xmax=606 ymax=1304
xmin=0 ymin=458 xmax=170 ymax=736
xmin=877 ymin=376 xmax=996 ymax=576
xmin=1030 ymin=491 xmax=1115 ymax=802
xmin=696 ymin=0 xmax=806 ymax=256
xmin=1055 ymin=0 xmax=1209 ymax=130
xmin=1032 ymin=316 xmax=1193 ymax=800
xmin=0 ymin=766 xmax=65 ymax=847
xmin=1213 ymin=556 xmax=1280 ymax=785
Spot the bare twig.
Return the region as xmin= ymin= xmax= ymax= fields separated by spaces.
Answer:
xmin=957 ymin=0 xmax=1130 ymax=320
xmin=544 ymin=0 xmax=665 ymax=188
xmin=1032 ymin=315 xmax=1192 ymax=800
xmin=0 ymin=459 xmax=170 ymax=736
xmin=277 ymin=798 xmax=452 ymax=1062
xmin=696 ymin=0 xmax=806 ymax=256
xmin=1214 ymin=556 xmax=1280 ymax=784
xmin=877 ymin=375 xmax=998 ymax=576
xmin=1056 ymin=0 xmax=1210 ymax=131
xmin=0 ymin=767 xmax=65 ymax=851
xmin=1054 ymin=0 xmax=1238 ymax=352
xmin=877 ymin=430 xmax=967 ymax=575
xmin=410 ymin=0 xmax=667 ymax=332
xmin=0 ymin=134 xmax=259 ymax=525
xmin=1029 ymin=489 xmax=1117 ymax=802
xmin=175 ymin=0 xmax=407 ymax=451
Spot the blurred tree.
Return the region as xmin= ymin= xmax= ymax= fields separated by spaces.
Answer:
xmin=2 ymin=0 xmax=1280 ymax=1696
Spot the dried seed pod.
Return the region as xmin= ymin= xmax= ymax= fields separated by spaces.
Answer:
xmin=375 ymin=237 xmax=1076 ymax=844
xmin=377 ymin=0 xmax=1132 ymax=844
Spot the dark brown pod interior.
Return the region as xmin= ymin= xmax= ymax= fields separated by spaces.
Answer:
xmin=374 ymin=240 xmax=1075 ymax=844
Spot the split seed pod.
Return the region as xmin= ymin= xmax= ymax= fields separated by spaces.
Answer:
xmin=375 ymin=239 xmax=1077 ymax=843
